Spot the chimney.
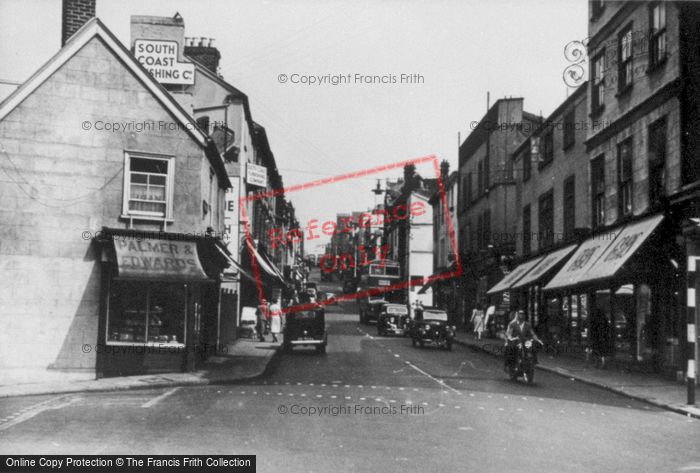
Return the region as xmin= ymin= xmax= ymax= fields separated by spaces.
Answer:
xmin=184 ymin=37 xmax=221 ymax=75
xmin=440 ymin=160 xmax=450 ymax=185
xmin=62 ymin=0 xmax=96 ymax=46
xmin=130 ymin=14 xmax=186 ymax=62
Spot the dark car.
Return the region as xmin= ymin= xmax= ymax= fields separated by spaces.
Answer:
xmin=377 ymin=304 xmax=409 ymax=336
xmin=359 ymin=297 xmax=385 ymax=324
xmin=410 ymin=307 xmax=454 ymax=350
xmin=283 ymin=306 xmax=328 ymax=354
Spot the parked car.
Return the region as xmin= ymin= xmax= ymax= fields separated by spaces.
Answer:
xmin=283 ymin=306 xmax=328 ymax=354
xmin=409 ymin=307 xmax=454 ymax=350
xmin=377 ymin=304 xmax=409 ymax=336
xmin=359 ymin=297 xmax=385 ymax=324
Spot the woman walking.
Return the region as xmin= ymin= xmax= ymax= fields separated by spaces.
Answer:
xmin=472 ymin=305 xmax=485 ymax=340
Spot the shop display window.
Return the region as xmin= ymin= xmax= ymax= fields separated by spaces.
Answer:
xmin=107 ymin=281 xmax=186 ymax=345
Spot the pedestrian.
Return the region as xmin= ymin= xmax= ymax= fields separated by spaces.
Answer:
xmin=484 ymin=303 xmax=496 ymax=338
xmin=269 ymin=298 xmax=282 ymax=343
xmin=255 ymin=304 xmax=266 ymax=342
xmin=589 ymin=309 xmax=612 ymax=368
xmin=472 ymin=305 xmax=485 ymax=340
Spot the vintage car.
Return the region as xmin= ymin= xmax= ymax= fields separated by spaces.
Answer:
xmin=283 ymin=306 xmax=328 ymax=354
xmin=409 ymin=307 xmax=454 ymax=350
xmin=359 ymin=297 xmax=386 ymax=324
xmin=377 ymin=304 xmax=409 ymax=336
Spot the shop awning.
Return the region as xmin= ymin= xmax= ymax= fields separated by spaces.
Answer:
xmin=216 ymin=245 xmax=258 ymax=284
xmin=486 ymin=256 xmax=545 ymax=295
xmin=543 ymin=226 xmax=626 ymax=291
xmin=575 ymin=214 xmax=664 ymax=284
xmin=247 ymin=242 xmax=286 ymax=285
xmin=113 ymin=238 xmax=209 ymax=281
xmin=509 ymin=244 xmax=578 ymax=290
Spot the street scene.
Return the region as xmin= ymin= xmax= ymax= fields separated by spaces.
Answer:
xmin=1 ymin=0 xmax=700 ymax=472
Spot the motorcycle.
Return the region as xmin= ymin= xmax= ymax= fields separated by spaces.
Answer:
xmin=508 ymin=339 xmax=541 ymax=384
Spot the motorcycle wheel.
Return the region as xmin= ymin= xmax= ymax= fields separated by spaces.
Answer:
xmin=508 ymin=367 xmax=518 ymax=381
xmin=524 ymin=365 xmax=534 ymax=385
xmin=445 ymin=341 xmax=452 ymax=351
xmin=411 ymin=337 xmax=417 ymax=347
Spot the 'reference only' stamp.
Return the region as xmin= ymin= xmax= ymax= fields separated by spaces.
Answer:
xmin=239 ymin=154 xmax=461 ymax=315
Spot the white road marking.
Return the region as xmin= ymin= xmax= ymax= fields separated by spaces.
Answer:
xmin=0 ymin=395 xmax=79 ymax=431
xmin=141 ymin=387 xmax=181 ymax=408
xmin=404 ymin=360 xmax=462 ymax=396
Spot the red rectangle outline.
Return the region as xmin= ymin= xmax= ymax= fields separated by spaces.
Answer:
xmin=239 ymin=154 xmax=462 ymax=315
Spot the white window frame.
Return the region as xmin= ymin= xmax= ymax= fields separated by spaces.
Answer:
xmin=122 ymin=151 xmax=175 ymax=221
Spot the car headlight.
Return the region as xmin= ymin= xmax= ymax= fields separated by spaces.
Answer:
xmin=424 ymin=324 xmax=430 ymax=331
xmin=525 ymin=340 xmax=532 ymax=348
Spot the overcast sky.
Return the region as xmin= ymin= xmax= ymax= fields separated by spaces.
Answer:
xmin=0 ymin=0 xmax=588 ymax=254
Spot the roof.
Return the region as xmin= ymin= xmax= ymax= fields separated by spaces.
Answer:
xmin=512 ymin=82 xmax=588 ymax=159
xmin=0 ymin=17 xmax=230 ymax=188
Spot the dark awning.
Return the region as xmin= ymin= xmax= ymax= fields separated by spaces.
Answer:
xmin=216 ymin=244 xmax=258 ymax=284
xmin=486 ymin=256 xmax=545 ymax=295
xmin=113 ymin=238 xmax=209 ymax=281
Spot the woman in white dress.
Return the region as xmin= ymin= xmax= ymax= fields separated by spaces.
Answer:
xmin=269 ymin=298 xmax=282 ymax=343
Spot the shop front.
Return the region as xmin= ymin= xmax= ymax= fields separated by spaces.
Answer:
xmin=543 ymin=214 xmax=684 ymax=373
xmin=97 ymin=230 xmax=229 ymax=377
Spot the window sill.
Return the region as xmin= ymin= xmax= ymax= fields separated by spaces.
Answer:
xmin=120 ymin=214 xmax=174 ymax=223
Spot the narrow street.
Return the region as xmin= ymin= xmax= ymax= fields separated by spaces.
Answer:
xmin=1 ymin=275 xmax=699 ymax=473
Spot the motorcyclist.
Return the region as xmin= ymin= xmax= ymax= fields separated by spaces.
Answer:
xmin=504 ymin=309 xmax=543 ymax=372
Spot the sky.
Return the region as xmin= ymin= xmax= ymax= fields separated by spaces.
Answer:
xmin=0 ymin=0 xmax=588 ymax=254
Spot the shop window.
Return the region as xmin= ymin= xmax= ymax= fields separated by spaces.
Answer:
xmin=618 ymin=24 xmax=634 ymax=92
xmin=617 ymin=138 xmax=633 ymax=218
xmin=592 ymin=51 xmax=606 ymax=115
xmin=538 ymin=189 xmax=554 ymax=250
xmin=563 ymin=108 xmax=576 ymax=150
xmin=107 ymin=281 xmax=186 ymax=345
xmin=591 ymin=154 xmax=606 ymax=228
xmin=123 ymin=153 xmax=174 ymax=219
xmin=648 ymin=117 xmax=667 ymax=206
xmin=563 ymin=175 xmax=576 ymax=240
xmin=649 ymin=3 xmax=667 ymax=69
xmin=522 ymin=204 xmax=531 ymax=256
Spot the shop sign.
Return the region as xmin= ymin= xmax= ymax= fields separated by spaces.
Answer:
xmin=114 ymin=239 xmax=208 ymax=280
xmin=134 ymin=39 xmax=195 ymax=85
xmin=246 ymin=163 xmax=268 ymax=188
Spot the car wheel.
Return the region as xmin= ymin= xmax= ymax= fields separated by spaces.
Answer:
xmin=446 ymin=341 xmax=452 ymax=351
xmin=418 ymin=340 xmax=424 ymax=348
xmin=317 ymin=344 xmax=327 ymax=355
xmin=411 ymin=337 xmax=417 ymax=347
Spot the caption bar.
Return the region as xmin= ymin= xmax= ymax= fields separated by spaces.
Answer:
xmin=1 ymin=456 xmax=255 ymax=472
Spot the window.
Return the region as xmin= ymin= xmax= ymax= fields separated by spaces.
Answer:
xmin=563 ymin=175 xmax=576 ymax=240
xmin=477 ymin=161 xmax=484 ymax=196
xmin=563 ymin=109 xmax=576 ymax=149
xmin=107 ymin=281 xmax=186 ymax=345
xmin=618 ymin=25 xmax=633 ymax=91
xmin=483 ymin=209 xmax=491 ymax=249
xmin=617 ymin=138 xmax=633 ymax=217
xmin=540 ymin=130 xmax=554 ymax=167
xmin=123 ymin=153 xmax=174 ymax=219
xmin=476 ymin=213 xmax=483 ymax=250
xmin=591 ymin=155 xmax=606 ymax=228
xmin=592 ymin=51 xmax=606 ymax=114
xmin=538 ymin=190 xmax=554 ymax=250
xmin=523 ymin=145 xmax=532 ymax=182
xmin=523 ymin=204 xmax=531 ymax=256
xmin=591 ymin=0 xmax=605 ymax=20
xmin=649 ymin=3 xmax=667 ymax=69
xmin=648 ymin=117 xmax=667 ymax=205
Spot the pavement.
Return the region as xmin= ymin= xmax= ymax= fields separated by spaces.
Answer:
xmin=0 ymin=335 xmax=283 ymax=398
xmin=452 ymin=330 xmax=700 ymax=419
